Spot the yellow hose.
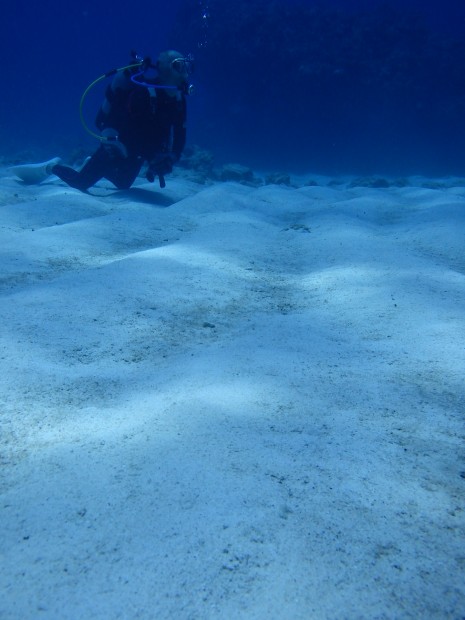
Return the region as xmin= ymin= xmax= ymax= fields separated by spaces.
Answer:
xmin=79 ymin=62 xmax=143 ymax=141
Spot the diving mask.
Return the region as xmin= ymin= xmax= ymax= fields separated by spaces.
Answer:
xmin=171 ymin=54 xmax=195 ymax=76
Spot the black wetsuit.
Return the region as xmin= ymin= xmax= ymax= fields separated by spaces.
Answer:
xmin=53 ymin=76 xmax=187 ymax=191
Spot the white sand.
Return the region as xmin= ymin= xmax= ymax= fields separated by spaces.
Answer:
xmin=0 ymin=170 xmax=464 ymax=619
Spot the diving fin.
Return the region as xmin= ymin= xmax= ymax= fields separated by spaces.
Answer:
xmin=9 ymin=157 xmax=62 ymax=184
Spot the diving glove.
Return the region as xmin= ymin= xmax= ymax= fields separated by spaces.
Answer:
xmin=146 ymin=153 xmax=178 ymax=188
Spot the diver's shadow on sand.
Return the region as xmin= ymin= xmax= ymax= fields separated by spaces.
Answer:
xmin=90 ymin=187 xmax=176 ymax=207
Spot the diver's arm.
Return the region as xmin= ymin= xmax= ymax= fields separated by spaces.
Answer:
xmin=171 ymin=99 xmax=187 ymax=160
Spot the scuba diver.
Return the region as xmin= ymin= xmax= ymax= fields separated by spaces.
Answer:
xmin=12 ymin=50 xmax=193 ymax=191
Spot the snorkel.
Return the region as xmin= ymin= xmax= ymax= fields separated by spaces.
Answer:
xmin=131 ymin=70 xmax=195 ymax=96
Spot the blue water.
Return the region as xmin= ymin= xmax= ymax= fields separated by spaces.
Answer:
xmin=2 ymin=0 xmax=465 ymax=175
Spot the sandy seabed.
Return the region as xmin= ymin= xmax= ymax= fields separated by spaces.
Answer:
xmin=0 ymin=168 xmax=464 ymax=619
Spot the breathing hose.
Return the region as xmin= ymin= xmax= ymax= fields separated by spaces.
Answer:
xmin=79 ymin=62 xmax=143 ymax=141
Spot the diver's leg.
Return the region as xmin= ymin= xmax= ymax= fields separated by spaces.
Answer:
xmin=104 ymin=156 xmax=143 ymax=190
xmin=52 ymin=147 xmax=110 ymax=191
